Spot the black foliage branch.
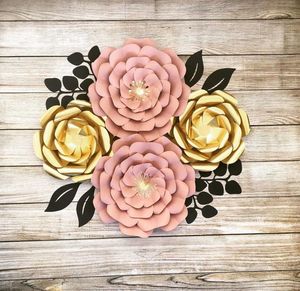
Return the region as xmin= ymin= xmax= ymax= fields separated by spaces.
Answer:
xmin=186 ymin=160 xmax=243 ymax=224
xmin=44 ymin=46 xmax=101 ymax=109
xmin=202 ymin=68 xmax=235 ymax=93
xmin=184 ymin=50 xmax=204 ymax=87
xmin=76 ymin=186 xmax=95 ymax=227
xmin=45 ymin=182 xmax=81 ymax=212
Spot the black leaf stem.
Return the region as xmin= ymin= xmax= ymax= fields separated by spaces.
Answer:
xmin=192 ymin=196 xmax=202 ymax=210
xmin=83 ymin=60 xmax=96 ymax=80
xmin=201 ymin=174 xmax=232 ymax=183
xmin=54 ymin=89 xmax=86 ymax=98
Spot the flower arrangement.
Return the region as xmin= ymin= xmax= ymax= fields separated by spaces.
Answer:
xmin=34 ymin=38 xmax=250 ymax=237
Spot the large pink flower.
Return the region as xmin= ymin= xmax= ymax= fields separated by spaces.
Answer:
xmin=88 ymin=38 xmax=190 ymax=141
xmin=92 ymin=134 xmax=195 ymax=238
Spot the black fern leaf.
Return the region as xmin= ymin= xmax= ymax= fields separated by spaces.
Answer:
xmin=225 ymin=180 xmax=242 ymax=194
xmin=213 ymin=163 xmax=227 ymax=176
xmin=77 ymin=93 xmax=89 ymax=101
xmin=186 ymin=208 xmax=198 ymax=224
xmin=202 ymin=68 xmax=235 ymax=93
xmin=185 ymin=196 xmax=193 ymax=207
xmin=202 ymin=205 xmax=218 ymax=218
xmin=73 ymin=66 xmax=89 ymax=79
xmin=196 ymin=192 xmax=213 ymax=205
xmin=184 ymin=50 xmax=204 ymax=87
xmin=76 ymin=186 xmax=95 ymax=227
xmin=63 ymin=76 xmax=78 ymax=91
xmin=61 ymin=95 xmax=74 ymax=108
xmin=67 ymin=52 xmax=84 ymax=66
xmin=45 ymin=182 xmax=80 ymax=212
xmin=44 ymin=78 xmax=61 ymax=92
xmin=228 ymin=160 xmax=242 ymax=176
xmin=88 ymin=46 xmax=101 ymax=62
xmin=80 ymin=78 xmax=93 ymax=91
xmin=196 ymin=178 xmax=207 ymax=192
xmin=46 ymin=97 xmax=60 ymax=109
xmin=208 ymin=181 xmax=224 ymax=196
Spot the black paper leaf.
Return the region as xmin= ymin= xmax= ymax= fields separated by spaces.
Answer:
xmin=228 ymin=160 xmax=242 ymax=176
xmin=197 ymin=192 xmax=213 ymax=205
xmin=76 ymin=186 xmax=95 ymax=227
xmin=208 ymin=181 xmax=224 ymax=195
xmin=185 ymin=196 xmax=193 ymax=207
xmin=196 ymin=178 xmax=207 ymax=192
xmin=202 ymin=205 xmax=218 ymax=218
xmin=199 ymin=171 xmax=212 ymax=177
xmin=44 ymin=78 xmax=61 ymax=92
xmin=73 ymin=66 xmax=89 ymax=79
xmin=225 ymin=180 xmax=242 ymax=194
xmin=213 ymin=163 xmax=227 ymax=176
xmin=184 ymin=50 xmax=204 ymax=87
xmin=88 ymin=46 xmax=101 ymax=62
xmin=202 ymin=68 xmax=235 ymax=93
xmin=45 ymin=182 xmax=80 ymax=212
xmin=77 ymin=93 xmax=89 ymax=101
xmin=46 ymin=97 xmax=60 ymax=109
xmin=186 ymin=207 xmax=198 ymax=224
xmin=67 ymin=52 xmax=84 ymax=66
xmin=61 ymin=95 xmax=74 ymax=108
xmin=80 ymin=78 xmax=94 ymax=91
xmin=63 ymin=76 xmax=78 ymax=91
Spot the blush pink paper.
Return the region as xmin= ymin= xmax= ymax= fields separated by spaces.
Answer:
xmin=92 ymin=134 xmax=195 ymax=238
xmin=88 ymin=38 xmax=190 ymax=141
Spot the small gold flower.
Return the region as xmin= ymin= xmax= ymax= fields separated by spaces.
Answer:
xmin=33 ymin=100 xmax=111 ymax=182
xmin=171 ymin=90 xmax=250 ymax=171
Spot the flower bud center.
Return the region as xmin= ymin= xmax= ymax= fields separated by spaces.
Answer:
xmin=136 ymin=175 xmax=153 ymax=197
xmin=129 ymin=81 xmax=150 ymax=101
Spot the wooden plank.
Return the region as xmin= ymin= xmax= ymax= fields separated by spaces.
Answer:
xmin=1 ymin=270 xmax=299 ymax=290
xmin=1 ymin=196 xmax=299 ymax=241
xmin=1 ymin=0 xmax=299 ymax=20
xmin=0 ymin=233 xmax=299 ymax=280
xmin=0 ymin=55 xmax=299 ymax=93
xmin=1 ymin=90 xmax=299 ymax=129
xmin=0 ymin=126 xmax=299 ymax=166
xmin=0 ymin=161 xmax=298 ymax=204
xmin=0 ymin=20 xmax=299 ymax=56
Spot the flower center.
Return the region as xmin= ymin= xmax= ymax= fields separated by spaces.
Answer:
xmin=129 ymin=81 xmax=150 ymax=101
xmin=136 ymin=175 xmax=153 ymax=197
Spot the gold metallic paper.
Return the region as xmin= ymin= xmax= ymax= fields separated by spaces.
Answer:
xmin=33 ymin=100 xmax=111 ymax=182
xmin=171 ymin=90 xmax=250 ymax=171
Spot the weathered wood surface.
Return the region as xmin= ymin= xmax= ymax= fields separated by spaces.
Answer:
xmin=1 ymin=0 xmax=299 ymax=20
xmin=1 ymin=270 xmax=300 ymax=290
xmin=0 ymin=0 xmax=299 ymax=289
xmin=1 ymin=90 xmax=300 ymax=129
xmin=1 ymin=161 xmax=298 ymax=204
xmin=1 ymin=196 xmax=300 ymax=241
xmin=1 ymin=126 xmax=299 ymax=166
xmin=1 ymin=55 xmax=299 ymax=93
xmin=0 ymin=234 xmax=299 ymax=280
xmin=0 ymin=20 xmax=299 ymax=56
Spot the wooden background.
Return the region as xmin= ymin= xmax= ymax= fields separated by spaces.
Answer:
xmin=0 ymin=0 xmax=299 ymax=290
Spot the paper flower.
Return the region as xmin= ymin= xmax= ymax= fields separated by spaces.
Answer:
xmin=33 ymin=100 xmax=111 ymax=182
xmin=171 ymin=90 xmax=250 ymax=171
xmin=92 ymin=134 xmax=195 ymax=238
xmin=88 ymin=38 xmax=190 ymax=141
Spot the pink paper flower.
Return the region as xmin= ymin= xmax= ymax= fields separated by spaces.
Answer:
xmin=88 ymin=38 xmax=190 ymax=141
xmin=92 ymin=134 xmax=195 ymax=238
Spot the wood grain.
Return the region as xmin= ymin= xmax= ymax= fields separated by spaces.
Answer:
xmin=1 ymin=90 xmax=299 ymax=129
xmin=1 ymin=196 xmax=300 ymax=241
xmin=1 ymin=161 xmax=298 ymax=204
xmin=1 ymin=0 xmax=299 ymax=20
xmin=1 ymin=270 xmax=299 ymax=290
xmin=0 ymin=20 xmax=299 ymax=56
xmin=0 ymin=55 xmax=299 ymax=93
xmin=1 ymin=126 xmax=299 ymax=166
xmin=0 ymin=233 xmax=299 ymax=280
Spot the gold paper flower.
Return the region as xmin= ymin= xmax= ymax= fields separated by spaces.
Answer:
xmin=33 ymin=100 xmax=111 ymax=182
xmin=171 ymin=89 xmax=250 ymax=171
